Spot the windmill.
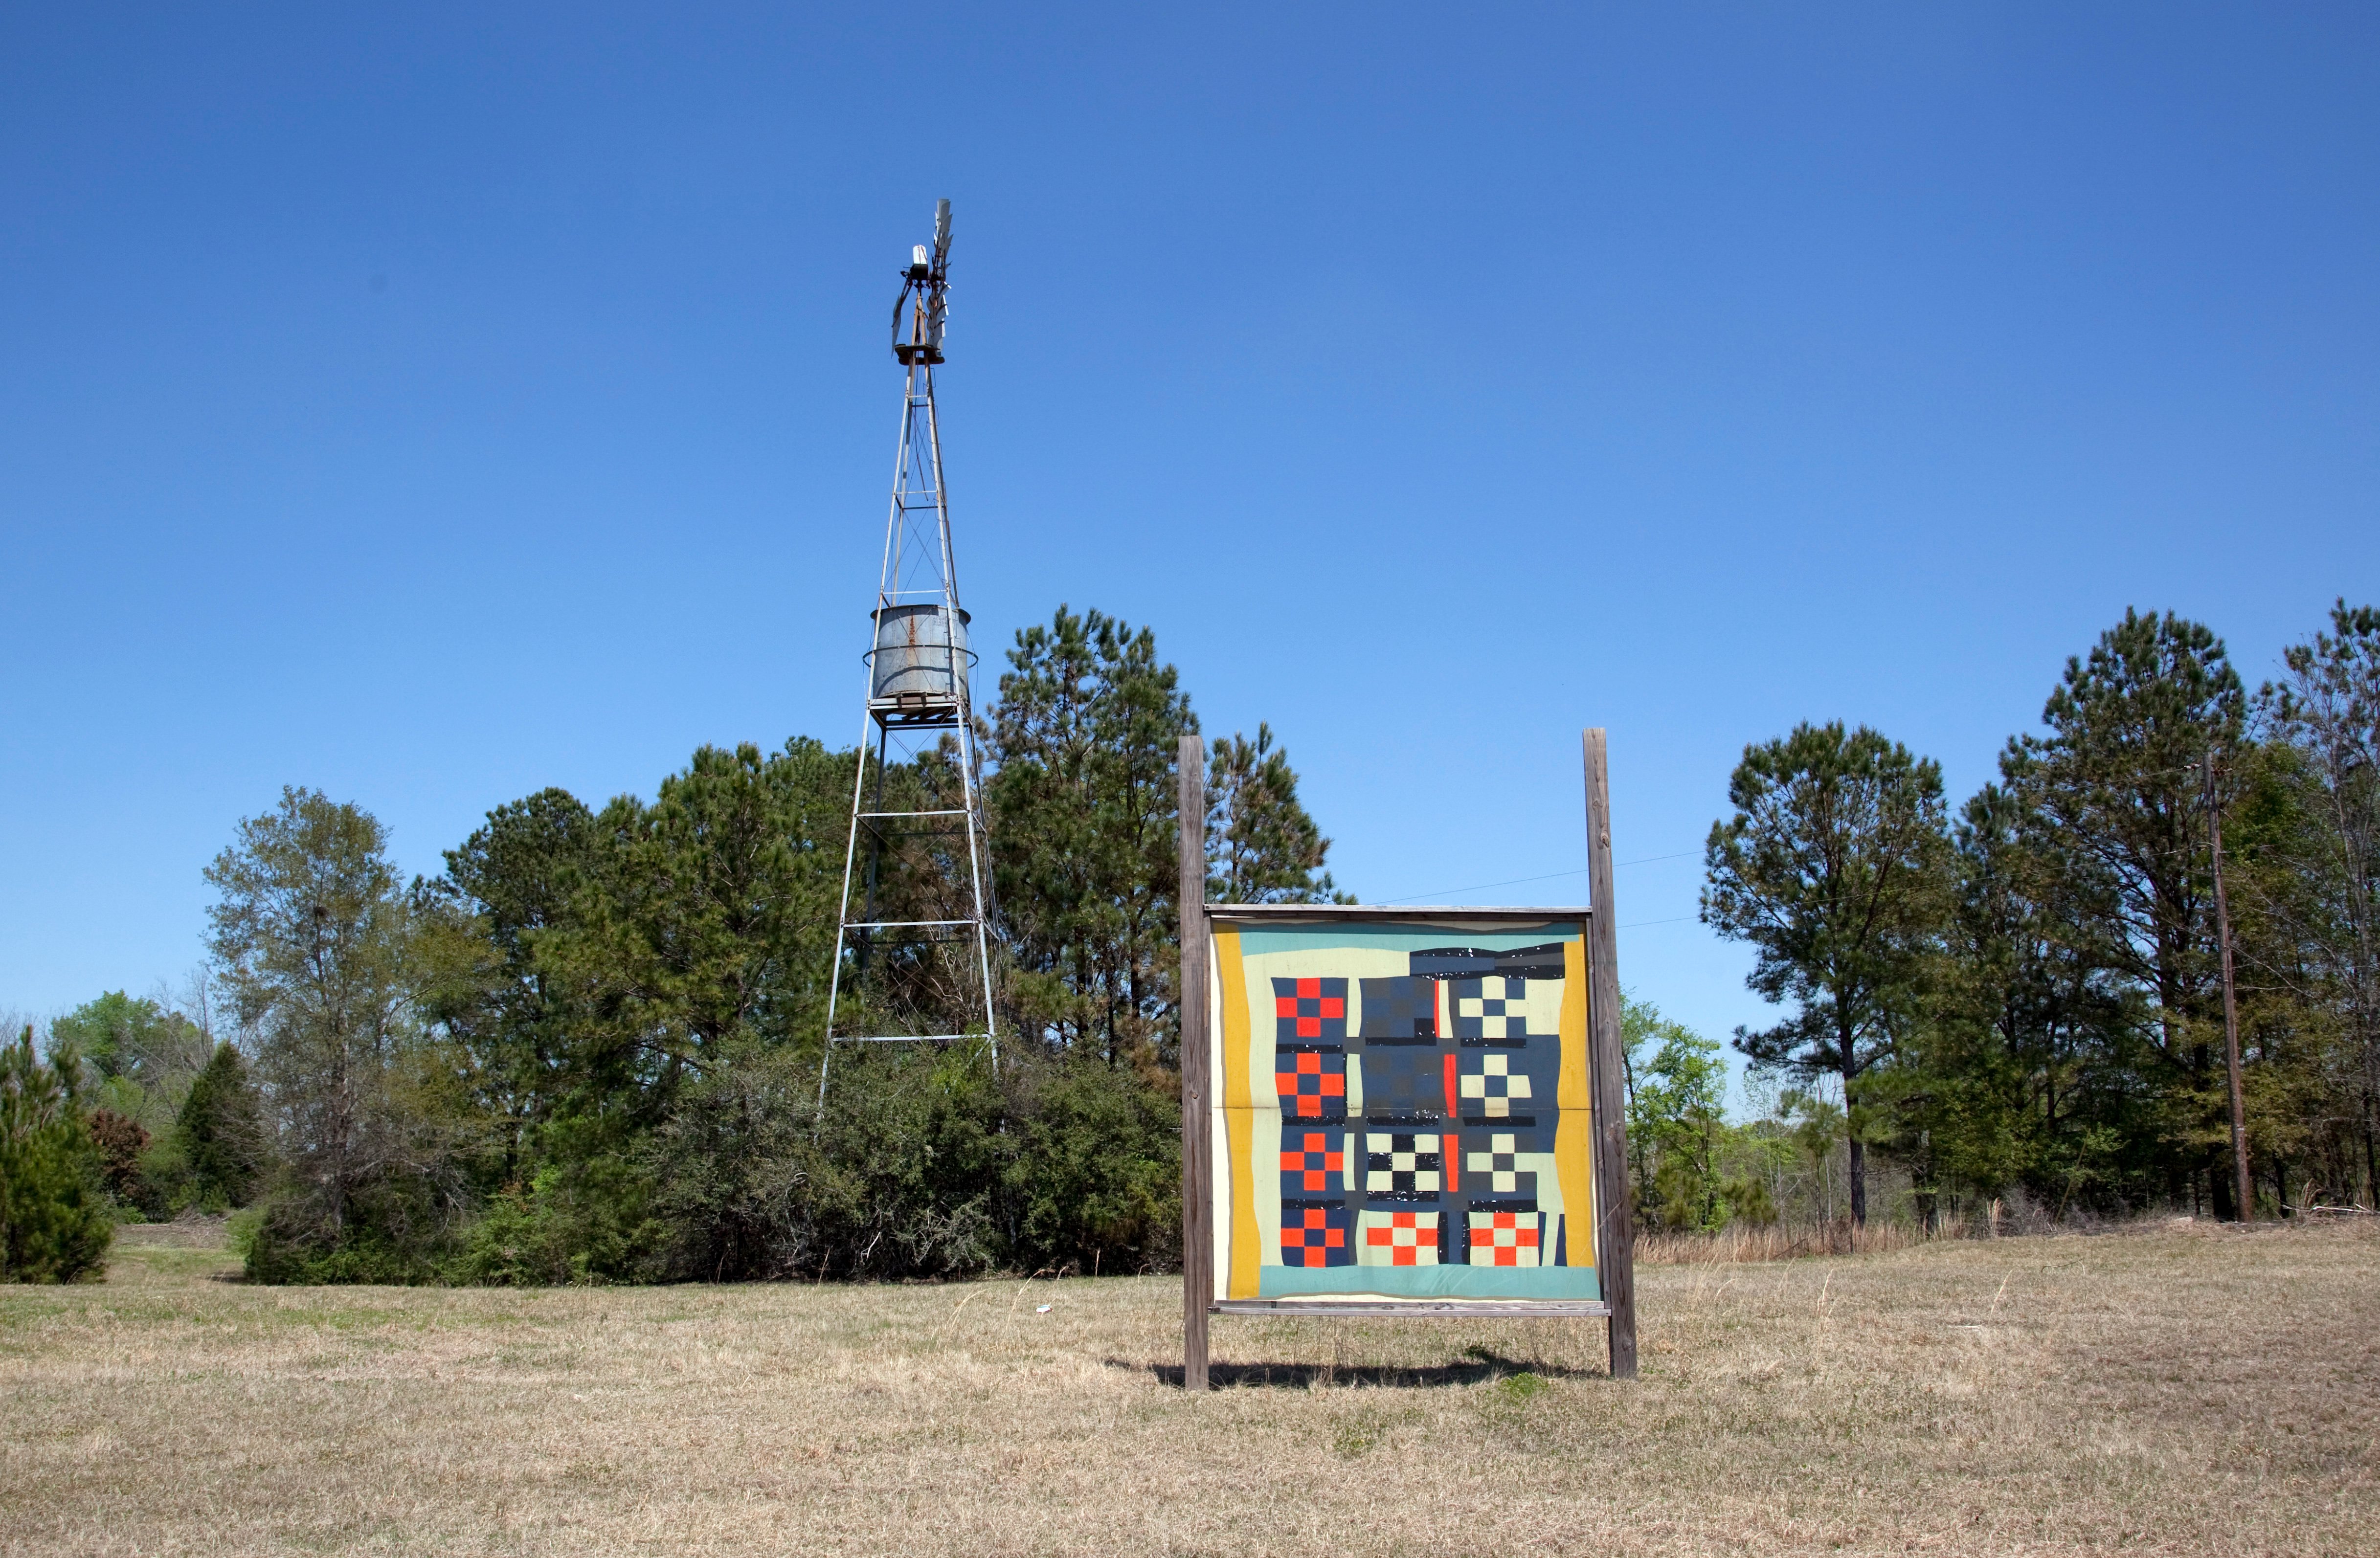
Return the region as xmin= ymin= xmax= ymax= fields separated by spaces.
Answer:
xmin=818 ymin=200 xmax=997 ymax=1111
xmin=892 ymin=200 xmax=951 ymax=366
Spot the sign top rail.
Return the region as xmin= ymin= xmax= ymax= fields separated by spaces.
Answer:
xmin=1205 ymin=904 xmax=1595 ymax=920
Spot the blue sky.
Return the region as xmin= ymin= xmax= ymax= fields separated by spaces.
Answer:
xmin=3 ymin=5 xmax=2375 ymax=1096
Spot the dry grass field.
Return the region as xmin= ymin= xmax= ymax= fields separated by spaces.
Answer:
xmin=3 ymin=1219 xmax=2376 ymax=1556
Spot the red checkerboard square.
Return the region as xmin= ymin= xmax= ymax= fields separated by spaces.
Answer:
xmin=1279 ymin=1204 xmax=1350 ymax=1268
xmin=1272 ymin=1050 xmax=1346 ymax=1118
xmin=1277 ymin=1131 xmax=1345 ymax=1192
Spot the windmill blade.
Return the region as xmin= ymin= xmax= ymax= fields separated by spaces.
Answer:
xmin=922 ymin=199 xmax=952 ymax=356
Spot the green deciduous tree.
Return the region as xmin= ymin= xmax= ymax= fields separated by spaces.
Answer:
xmin=206 ymin=788 xmax=459 ymax=1279
xmin=1619 ymin=997 xmax=1735 ymax=1230
xmin=1703 ymin=721 xmax=1951 ymax=1225
xmin=51 ymin=991 xmax=210 ymax=1095
xmin=51 ymin=985 xmax=222 ymax=1217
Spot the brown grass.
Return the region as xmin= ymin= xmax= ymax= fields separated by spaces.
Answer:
xmin=2 ymin=1219 xmax=2376 ymax=1556
xmin=1636 ymin=1219 xmax=1948 ymax=1265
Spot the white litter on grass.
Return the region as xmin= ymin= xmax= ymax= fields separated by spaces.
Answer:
xmin=1035 ymin=1304 xmax=1053 ymax=1313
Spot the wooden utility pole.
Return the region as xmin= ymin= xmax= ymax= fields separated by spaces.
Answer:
xmin=2204 ymin=751 xmax=2254 ymax=1222
xmin=1581 ymin=729 xmax=1639 ymax=1379
xmin=1177 ymin=734 xmax=1212 ymax=1390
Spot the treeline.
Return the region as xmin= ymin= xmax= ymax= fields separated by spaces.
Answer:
xmin=13 ymin=601 xmax=2373 ymax=1284
xmin=1643 ymin=603 xmax=2380 ymax=1233
xmin=9 ymin=606 xmax=1338 ymax=1285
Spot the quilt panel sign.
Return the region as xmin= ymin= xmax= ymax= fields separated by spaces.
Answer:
xmin=1206 ymin=917 xmax=1601 ymax=1304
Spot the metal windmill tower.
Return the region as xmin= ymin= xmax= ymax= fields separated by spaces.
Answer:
xmin=818 ymin=200 xmax=997 ymax=1104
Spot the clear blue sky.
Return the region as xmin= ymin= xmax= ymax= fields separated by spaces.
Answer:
xmin=4 ymin=5 xmax=2375 ymax=1091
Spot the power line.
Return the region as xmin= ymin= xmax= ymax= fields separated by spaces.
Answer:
xmin=1363 ymin=752 xmax=2240 ymax=911
xmin=1374 ymin=850 xmax=1699 ymax=906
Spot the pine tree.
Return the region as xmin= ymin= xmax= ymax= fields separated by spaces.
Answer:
xmin=0 ymin=1026 xmax=112 ymax=1282
xmin=176 ymin=1042 xmax=264 ymax=1209
xmin=986 ymin=605 xmax=1196 ymax=1065
xmin=415 ymin=787 xmax=597 ymax=1182
xmin=1999 ymin=608 xmax=2245 ymax=1213
xmin=2245 ymin=601 xmax=2380 ymax=1208
xmin=1702 ymin=721 xmax=1952 ymax=1225
xmin=1205 ymin=723 xmax=1347 ymax=905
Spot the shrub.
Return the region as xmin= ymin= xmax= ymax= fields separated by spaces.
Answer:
xmin=88 ymin=1108 xmax=152 ymax=1211
xmin=1003 ymin=1054 xmax=1178 ymax=1275
xmin=642 ymin=1042 xmax=1004 ymax=1284
xmin=452 ymin=1161 xmax=649 ymax=1287
xmin=242 ymin=1167 xmax=460 ymax=1285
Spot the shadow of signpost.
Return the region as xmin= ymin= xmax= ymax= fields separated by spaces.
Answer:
xmin=1122 ymin=1347 xmax=1604 ymax=1391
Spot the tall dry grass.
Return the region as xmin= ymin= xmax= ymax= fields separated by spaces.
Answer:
xmin=1635 ymin=1218 xmax=1948 ymax=1265
xmin=1636 ymin=1196 xmax=2192 ymax=1266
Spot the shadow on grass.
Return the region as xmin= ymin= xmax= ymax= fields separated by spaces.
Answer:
xmin=1124 ymin=1347 xmax=1607 ymax=1391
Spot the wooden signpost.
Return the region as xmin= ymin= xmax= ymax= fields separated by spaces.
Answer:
xmin=1177 ymin=734 xmax=1214 ymax=1392
xmin=1175 ymin=729 xmax=1639 ymax=1387
xmin=1581 ymin=727 xmax=1639 ymax=1378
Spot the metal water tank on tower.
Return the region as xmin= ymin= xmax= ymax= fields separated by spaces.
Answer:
xmin=867 ymin=601 xmax=972 ymax=717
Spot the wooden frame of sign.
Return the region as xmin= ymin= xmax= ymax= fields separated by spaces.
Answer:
xmin=1175 ymin=729 xmax=1639 ymax=1389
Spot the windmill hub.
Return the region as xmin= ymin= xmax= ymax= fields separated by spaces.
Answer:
xmin=891 ymin=200 xmax=952 ymax=366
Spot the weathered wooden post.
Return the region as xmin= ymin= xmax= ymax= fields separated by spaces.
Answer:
xmin=1178 ymin=734 xmax=1212 ymax=1390
xmin=1583 ymin=728 xmax=1639 ymax=1379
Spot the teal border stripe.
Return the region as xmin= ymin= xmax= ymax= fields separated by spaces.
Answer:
xmin=1233 ymin=923 xmax=1580 ymax=957
xmin=1257 ymin=1266 xmax=1602 ymax=1301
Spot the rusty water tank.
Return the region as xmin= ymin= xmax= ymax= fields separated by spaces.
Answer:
xmin=869 ymin=602 xmax=971 ymax=703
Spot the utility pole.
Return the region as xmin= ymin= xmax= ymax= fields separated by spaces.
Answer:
xmin=2204 ymin=751 xmax=2254 ymax=1222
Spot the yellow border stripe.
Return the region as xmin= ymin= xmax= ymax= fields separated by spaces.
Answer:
xmin=1215 ymin=924 xmax=1260 ymax=1299
xmin=1557 ymin=933 xmax=1594 ymax=1269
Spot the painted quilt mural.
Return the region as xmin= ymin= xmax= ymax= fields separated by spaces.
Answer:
xmin=1207 ymin=919 xmax=1601 ymax=1303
